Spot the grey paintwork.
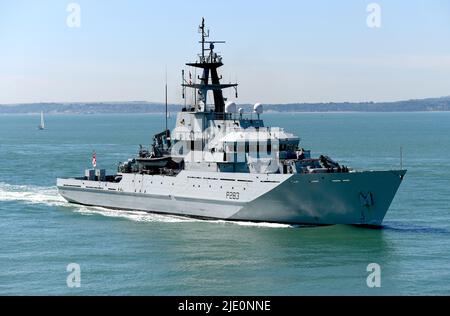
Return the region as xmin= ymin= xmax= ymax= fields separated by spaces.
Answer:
xmin=57 ymin=169 xmax=405 ymax=225
xmin=231 ymin=170 xmax=406 ymax=225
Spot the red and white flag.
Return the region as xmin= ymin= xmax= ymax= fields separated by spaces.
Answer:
xmin=92 ymin=151 xmax=97 ymax=168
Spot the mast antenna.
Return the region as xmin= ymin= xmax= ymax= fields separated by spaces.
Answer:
xmin=165 ymin=66 xmax=168 ymax=138
xmin=181 ymin=18 xmax=237 ymax=114
xmin=199 ymin=17 xmax=209 ymax=61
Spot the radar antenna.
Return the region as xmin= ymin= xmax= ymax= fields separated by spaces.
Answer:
xmin=182 ymin=18 xmax=238 ymax=116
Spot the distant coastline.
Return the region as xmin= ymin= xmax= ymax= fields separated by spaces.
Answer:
xmin=1 ymin=96 xmax=450 ymax=114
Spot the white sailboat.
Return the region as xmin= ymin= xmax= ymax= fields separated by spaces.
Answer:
xmin=38 ymin=111 xmax=45 ymax=130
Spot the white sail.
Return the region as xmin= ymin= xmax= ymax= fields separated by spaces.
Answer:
xmin=38 ymin=111 xmax=45 ymax=130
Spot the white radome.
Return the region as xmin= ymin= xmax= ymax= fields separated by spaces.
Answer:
xmin=253 ymin=103 xmax=263 ymax=115
xmin=225 ymin=102 xmax=237 ymax=113
xmin=238 ymin=107 xmax=244 ymax=114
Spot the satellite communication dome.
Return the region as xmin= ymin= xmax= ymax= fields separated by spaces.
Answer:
xmin=253 ymin=103 xmax=263 ymax=115
xmin=225 ymin=102 xmax=237 ymax=113
xmin=238 ymin=107 xmax=244 ymax=114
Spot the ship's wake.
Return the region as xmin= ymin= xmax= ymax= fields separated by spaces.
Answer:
xmin=74 ymin=207 xmax=293 ymax=227
xmin=0 ymin=182 xmax=66 ymax=206
xmin=0 ymin=182 xmax=293 ymax=228
xmin=74 ymin=207 xmax=201 ymax=223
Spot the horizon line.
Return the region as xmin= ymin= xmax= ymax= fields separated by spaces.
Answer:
xmin=1 ymin=95 xmax=449 ymax=107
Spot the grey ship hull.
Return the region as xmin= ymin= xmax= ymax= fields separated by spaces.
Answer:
xmin=57 ymin=169 xmax=406 ymax=226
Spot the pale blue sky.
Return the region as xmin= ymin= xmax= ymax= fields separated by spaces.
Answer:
xmin=1 ymin=0 xmax=449 ymax=104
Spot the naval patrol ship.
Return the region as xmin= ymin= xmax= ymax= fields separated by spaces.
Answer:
xmin=57 ymin=19 xmax=406 ymax=226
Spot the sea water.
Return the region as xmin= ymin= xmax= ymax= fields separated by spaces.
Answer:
xmin=1 ymin=112 xmax=449 ymax=295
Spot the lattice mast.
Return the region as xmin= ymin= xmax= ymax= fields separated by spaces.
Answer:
xmin=182 ymin=18 xmax=238 ymax=114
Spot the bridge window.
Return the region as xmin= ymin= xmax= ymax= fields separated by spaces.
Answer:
xmin=237 ymin=142 xmax=245 ymax=155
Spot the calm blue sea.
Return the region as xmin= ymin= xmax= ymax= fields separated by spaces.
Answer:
xmin=1 ymin=112 xmax=449 ymax=295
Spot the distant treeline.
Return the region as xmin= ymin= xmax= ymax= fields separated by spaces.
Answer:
xmin=1 ymin=97 xmax=450 ymax=114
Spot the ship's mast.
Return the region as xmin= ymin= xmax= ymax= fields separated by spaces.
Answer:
xmin=165 ymin=67 xmax=168 ymax=136
xmin=200 ymin=17 xmax=206 ymax=62
xmin=182 ymin=18 xmax=238 ymax=115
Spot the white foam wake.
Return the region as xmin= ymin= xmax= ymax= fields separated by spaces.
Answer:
xmin=73 ymin=207 xmax=293 ymax=227
xmin=209 ymin=220 xmax=294 ymax=228
xmin=0 ymin=182 xmax=66 ymax=206
xmin=73 ymin=206 xmax=201 ymax=223
xmin=0 ymin=182 xmax=293 ymax=228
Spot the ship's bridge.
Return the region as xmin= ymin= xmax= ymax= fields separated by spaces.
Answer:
xmin=201 ymin=125 xmax=300 ymax=170
xmin=217 ymin=127 xmax=298 ymax=144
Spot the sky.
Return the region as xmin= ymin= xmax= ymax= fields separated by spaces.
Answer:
xmin=1 ymin=0 xmax=449 ymax=104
